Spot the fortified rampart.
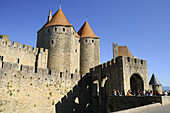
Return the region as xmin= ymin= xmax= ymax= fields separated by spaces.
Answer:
xmin=0 ymin=60 xmax=80 ymax=113
xmin=56 ymin=56 xmax=150 ymax=113
xmin=0 ymin=35 xmax=48 ymax=69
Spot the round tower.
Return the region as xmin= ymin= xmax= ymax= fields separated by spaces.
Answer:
xmin=37 ymin=8 xmax=79 ymax=74
xmin=149 ymin=73 xmax=163 ymax=94
xmin=78 ymin=21 xmax=100 ymax=75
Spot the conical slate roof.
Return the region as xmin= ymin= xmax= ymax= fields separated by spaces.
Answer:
xmin=78 ymin=21 xmax=99 ymax=38
xmin=149 ymin=74 xmax=162 ymax=85
xmin=118 ymin=46 xmax=133 ymax=57
xmin=38 ymin=9 xmax=72 ymax=32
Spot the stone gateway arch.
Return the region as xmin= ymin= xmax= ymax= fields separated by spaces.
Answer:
xmin=130 ymin=74 xmax=144 ymax=94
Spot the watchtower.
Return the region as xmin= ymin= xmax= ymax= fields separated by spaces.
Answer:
xmin=78 ymin=21 xmax=100 ymax=75
xmin=37 ymin=8 xmax=80 ymax=74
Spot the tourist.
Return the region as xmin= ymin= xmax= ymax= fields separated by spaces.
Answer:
xmin=127 ymin=90 xmax=132 ymax=96
xmin=117 ymin=90 xmax=120 ymax=96
xmin=168 ymin=90 xmax=170 ymax=96
xmin=153 ymin=90 xmax=157 ymax=96
xmin=143 ymin=90 xmax=146 ymax=96
xmin=164 ymin=90 xmax=168 ymax=96
xmin=146 ymin=90 xmax=149 ymax=96
xmin=149 ymin=90 xmax=153 ymax=96
xmin=137 ymin=90 xmax=141 ymax=96
xmin=113 ymin=89 xmax=117 ymax=96
xmin=122 ymin=90 xmax=125 ymax=96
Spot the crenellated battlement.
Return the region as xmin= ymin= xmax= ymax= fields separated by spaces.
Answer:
xmin=123 ymin=56 xmax=147 ymax=68
xmin=0 ymin=37 xmax=48 ymax=54
xmin=0 ymin=61 xmax=80 ymax=84
xmin=0 ymin=35 xmax=48 ymax=69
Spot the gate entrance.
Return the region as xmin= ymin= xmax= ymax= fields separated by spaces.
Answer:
xmin=130 ymin=74 xmax=144 ymax=95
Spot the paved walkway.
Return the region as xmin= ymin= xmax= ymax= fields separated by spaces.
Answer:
xmin=138 ymin=104 xmax=170 ymax=113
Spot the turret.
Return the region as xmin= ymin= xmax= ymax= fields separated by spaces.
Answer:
xmin=48 ymin=10 xmax=52 ymax=22
xmin=78 ymin=21 xmax=100 ymax=75
xmin=113 ymin=43 xmax=133 ymax=58
xmin=37 ymin=8 xmax=80 ymax=74
xmin=149 ymin=73 xmax=162 ymax=94
xmin=113 ymin=43 xmax=118 ymax=58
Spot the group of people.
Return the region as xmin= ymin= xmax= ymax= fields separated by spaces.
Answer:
xmin=164 ymin=90 xmax=170 ymax=96
xmin=112 ymin=89 xmax=170 ymax=96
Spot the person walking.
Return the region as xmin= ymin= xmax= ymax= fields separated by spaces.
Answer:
xmin=164 ymin=90 xmax=168 ymax=96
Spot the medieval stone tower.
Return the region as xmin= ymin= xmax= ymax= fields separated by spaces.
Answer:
xmin=78 ymin=21 xmax=100 ymax=75
xmin=36 ymin=7 xmax=100 ymax=75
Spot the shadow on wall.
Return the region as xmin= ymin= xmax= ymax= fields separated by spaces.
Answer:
xmin=55 ymin=74 xmax=99 ymax=113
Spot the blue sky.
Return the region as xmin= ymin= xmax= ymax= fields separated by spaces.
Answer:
xmin=0 ymin=0 xmax=170 ymax=86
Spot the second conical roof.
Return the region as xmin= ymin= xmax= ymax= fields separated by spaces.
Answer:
xmin=78 ymin=21 xmax=99 ymax=38
xmin=149 ymin=74 xmax=162 ymax=85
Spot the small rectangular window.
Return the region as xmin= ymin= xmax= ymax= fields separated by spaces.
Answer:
xmin=63 ymin=28 xmax=65 ymax=32
xmin=55 ymin=28 xmax=57 ymax=31
xmin=48 ymin=29 xmax=50 ymax=32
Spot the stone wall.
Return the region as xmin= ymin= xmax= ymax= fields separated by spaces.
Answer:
xmin=0 ymin=35 xmax=48 ymax=69
xmin=0 ymin=61 xmax=80 ymax=113
xmin=56 ymin=73 xmax=93 ymax=113
xmin=108 ymin=96 xmax=162 ymax=112
xmin=161 ymin=96 xmax=170 ymax=105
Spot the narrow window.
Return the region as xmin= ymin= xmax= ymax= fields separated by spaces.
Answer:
xmin=60 ymin=72 xmax=62 ymax=77
xmin=1 ymin=56 xmax=3 ymax=61
xmin=55 ymin=28 xmax=57 ymax=31
xmin=20 ymin=65 xmax=22 ymax=71
xmin=127 ymin=57 xmax=130 ymax=62
xmin=141 ymin=60 xmax=143 ymax=64
xmin=92 ymin=40 xmax=94 ymax=43
xmin=63 ymin=28 xmax=65 ymax=32
xmin=75 ymin=49 xmax=77 ymax=53
xmin=16 ymin=58 xmax=20 ymax=64
xmin=85 ymin=39 xmax=87 ymax=42
xmin=66 ymin=70 xmax=68 ymax=73
xmin=71 ymin=74 xmax=73 ymax=79
xmin=134 ymin=59 xmax=137 ymax=63
xmin=48 ymin=29 xmax=50 ymax=32
xmin=51 ymin=40 xmax=54 ymax=44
